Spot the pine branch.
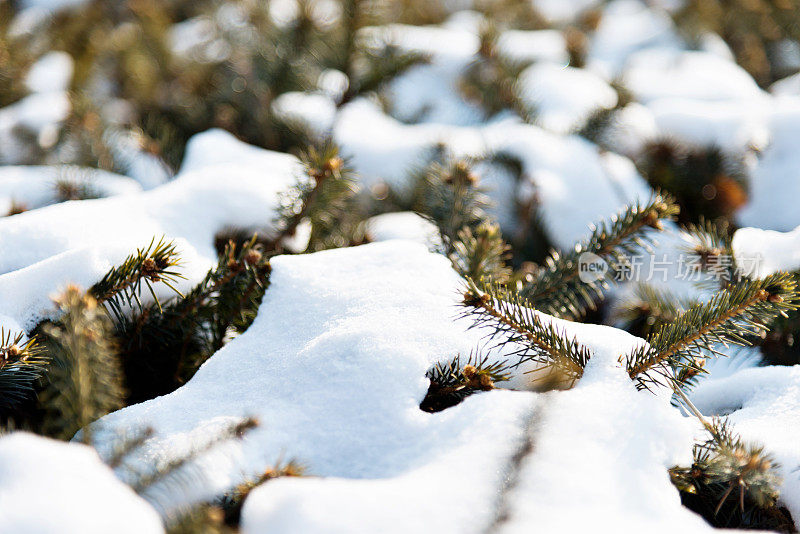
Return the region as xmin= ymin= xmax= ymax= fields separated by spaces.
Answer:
xmin=420 ymin=351 xmax=512 ymax=412
xmin=625 ymin=273 xmax=800 ymax=390
xmin=40 ymin=285 xmax=125 ymax=441
xmin=271 ymin=142 xmax=358 ymax=253
xmin=0 ymin=329 xmax=48 ymax=409
xmin=640 ymin=140 xmax=748 ymax=222
xmin=412 ymin=157 xmax=492 ymax=252
xmin=459 ymin=23 xmax=533 ymax=120
xmin=669 ymin=417 xmax=791 ymax=531
xmin=115 ymin=236 xmax=271 ymax=403
xmin=461 ymin=280 xmax=591 ymax=388
xmin=681 ymin=217 xmax=738 ymax=288
xmin=612 ymin=283 xmax=695 ymax=338
xmin=520 ymin=193 xmax=679 ymax=320
xmin=450 ymin=221 xmax=512 ymax=283
xmin=90 ymin=236 xmax=184 ymax=320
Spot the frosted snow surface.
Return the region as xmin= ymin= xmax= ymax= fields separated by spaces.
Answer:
xmin=0 ymin=432 xmax=163 ymax=533
xmin=86 ymin=241 xmax=716 ymax=532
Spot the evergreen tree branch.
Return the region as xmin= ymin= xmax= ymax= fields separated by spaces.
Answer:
xmin=461 ymin=280 xmax=591 ymax=386
xmin=625 ymin=272 xmax=800 ymax=390
xmin=450 ymin=221 xmax=512 ymax=283
xmin=0 ymin=329 xmax=48 ymax=409
xmin=90 ymin=236 xmax=184 ymax=320
xmin=520 ymin=193 xmax=679 ymax=319
xmin=420 ymin=351 xmax=512 ymax=412
xmin=41 ymin=285 xmax=125 ymax=442
xmin=271 ymin=142 xmax=358 ymax=253
xmin=669 ymin=417 xmax=789 ymax=531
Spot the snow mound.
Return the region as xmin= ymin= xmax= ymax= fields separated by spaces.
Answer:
xmin=496 ymin=29 xmax=568 ymax=66
xmin=0 ymin=165 xmax=142 ymax=214
xmin=738 ymin=99 xmax=800 ymax=231
xmin=589 ymin=0 xmax=684 ymax=79
xmin=82 ymin=241 xmax=711 ymax=532
xmin=623 ymin=49 xmax=766 ymax=105
xmin=271 ymin=91 xmax=337 ymax=140
xmin=24 ymin=51 xmax=74 ymax=94
xmin=732 ymin=224 xmax=800 ymax=278
xmin=517 ymin=63 xmax=618 ymax=134
xmin=365 ymin=212 xmax=441 ymax=249
xmin=0 ymin=134 xmax=302 ymax=332
xmin=0 ymin=432 xmax=163 ymax=533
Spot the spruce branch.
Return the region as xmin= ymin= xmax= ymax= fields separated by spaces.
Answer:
xmin=461 ymin=280 xmax=591 ymax=387
xmin=90 ymin=236 xmax=184 ymax=320
xmin=0 ymin=329 xmax=48 ymax=409
xmin=459 ymin=23 xmax=532 ymax=120
xmin=680 ymin=217 xmax=738 ymax=288
xmin=40 ymin=285 xmax=125 ymax=441
xmin=272 ymin=142 xmax=358 ymax=252
xmin=420 ymin=351 xmax=512 ymax=413
xmin=54 ymin=177 xmax=101 ymax=202
xmin=520 ymin=193 xmax=679 ymax=319
xmin=412 ymin=157 xmax=492 ymax=252
xmin=669 ymin=417 xmax=790 ymax=531
xmin=640 ymin=140 xmax=748 ymax=222
xmin=612 ymin=283 xmax=695 ymax=338
xmin=450 ymin=221 xmax=512 ymax=283
xmin=625 ymin=272 xmax=800 ymax=390
xmin=115 ymin=236 xmax=271 ymax=403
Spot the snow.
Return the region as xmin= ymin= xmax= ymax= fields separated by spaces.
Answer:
xmin=648 ymin=98 xmax=769 ymax=153
xmin=17 ymin=0 xmax=88 ymax=13
xmin=24 ymin=51 xmax=74 ymax=94
xmin=0 ymin=165 xmax=142 ymax=215
xmin=0 ymin=92 xmax=71 ymax=164
xmin=364 ymin=22 xmax=484 ymax=125
xmin=732 ymin=224 xmax=800 ymax=278
xmin=623 ymin=49 xmax=767 ymax=105
xmin=496 ymin=29 xmax=568 ymax=66
xmin=78 ymin=241 xmax=717 ymax=532
xmin=738 ymin=99 xmax=800 ymax=231
xmin=0 ymin=130 xmax=303 ymax=332
xmin=588 ymin=0 xmax=684 ymax=79
xmin=498 ymin=360 xmax=706 ymax=533
xmin=179 ymin=128 xmax=302 ymax=177
xmin=365 ymin=212 xmax=441 ymax=249
xmin=271 ymin=92 xmax=338 ymax=139
xmin=517 ymin=63 xmax=618 ymax=134
xmin=0 ymin=432 xmax=163 ymax=533
xmin=532 ymin=0 xmax=602 ymax=24
xmin=481 ymin=120 xmax=651 ymax=250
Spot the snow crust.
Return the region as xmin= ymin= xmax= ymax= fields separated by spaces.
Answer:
xmin=0 ymin=432 xmax=163 ymax=533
